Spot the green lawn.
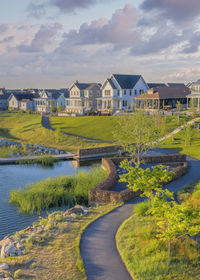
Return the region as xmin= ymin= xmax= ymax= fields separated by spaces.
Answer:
xmin=0 ymin=113 xmax=110 ymax=152
xmin=50 ymin=115 xmax=191 ymax=142
xmin=159 ymin=120 xmax=200 ymax=159
xmin=50 ymin=116 xmax=118 ymax=141
xmin=116 ymin=211 xmax=200 ymax=280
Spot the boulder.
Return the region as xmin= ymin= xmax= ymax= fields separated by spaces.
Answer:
xmin=64 ymin=205 xmax=85 ymax=216
xmin=0 ymin=263 xmax=9 ymax=270
xmin=1 ymin=242 xmax=16 ymax=258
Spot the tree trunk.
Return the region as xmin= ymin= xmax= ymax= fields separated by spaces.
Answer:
xmin=168 ymin=239 xmax=171 ymax=259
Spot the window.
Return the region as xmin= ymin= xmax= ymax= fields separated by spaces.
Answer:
xmin=124 ymin=90 xmax=126 ymax=95
xmin=105 ymin=90 xmax=111 ymax=96
xmin=117 ymin=90 xmax=120 ymax=96
xmin=122 ymin=100 xmax=128 ymax=107
xmin=135 ymin=89 xmax=137 ymax=95
xmin=139 ymin=89 xmax=144 ymax=94
xmin=129 ymin=90 xmax=132 ymax=96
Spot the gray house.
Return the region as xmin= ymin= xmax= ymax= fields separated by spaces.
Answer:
xmin=65 ymin=82 xmax=101 ymax=116
xmin=8 ymin=93 xmax=35 ymax=111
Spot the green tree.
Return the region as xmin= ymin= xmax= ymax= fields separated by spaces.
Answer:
xmin=149 ymin=196 xmax=200 ymax=258
xmin=184 ymin=125 xmax=193 ymax=147
xmin=114 ymin=109 xmax=159 ymax=166
xmin=176 ymin=101 xmax=182 ymax=124
xmin=51 ymin=105 xmax=57 ymax=113
xmin=119 ymin=162 xmax=172 ymax=204
xmin=189 ymin=99 xmax=198 ymax=118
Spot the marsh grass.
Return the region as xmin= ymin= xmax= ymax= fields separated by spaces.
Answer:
xmin=116 ymin=213 xmax=200 ymax=280
xmin=10 ymin=167 xmax=107 ymax=214
xmin=18 ymin=155 xmax=58 ymax=167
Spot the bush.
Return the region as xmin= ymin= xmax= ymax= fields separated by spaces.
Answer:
xmin=13 ymin=269 xmax=22 ymax=279
xmin=134 ymin=201 xmax=150 ymax=216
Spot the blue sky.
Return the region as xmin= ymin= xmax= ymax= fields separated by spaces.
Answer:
xmin=0 ymin=0 xmax=200 ymax=88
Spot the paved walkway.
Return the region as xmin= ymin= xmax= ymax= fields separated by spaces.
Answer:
xmin=80 ymin=150 xmax=200 ymax=280
xmin=42 ymin=115 xmax=113 ymax=143
xmin=155 ymin=117 xmax=200 ymax=144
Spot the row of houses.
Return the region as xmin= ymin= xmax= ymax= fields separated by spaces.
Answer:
xmin=0 ymin=74 xmax=199 ymax=115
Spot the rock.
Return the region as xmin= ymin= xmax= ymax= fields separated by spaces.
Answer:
xmin=0 ymin=263 xmax=9 ymax=270
xmin=16 ymin=250 xmax=23 ymax=256
xmin=1 ymin=242 xmax=16 ymax=257
xmin=64 ymin=205 xmax=84 ymax=216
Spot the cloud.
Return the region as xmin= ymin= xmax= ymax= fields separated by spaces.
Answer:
xmin=0 ymin=24 xmax=8 ymax=34
xmin=141 ymin=0 xmax=200 ymax=23
xmin=0 ymin=36 xmax=14 ymax=44
xmin=27 ymin=0 xmax=108 ymax=17
xmin=18 ymin=23 xmax=62 ymax=53
xmin=57 ymin=4 xmax=138 ymax=48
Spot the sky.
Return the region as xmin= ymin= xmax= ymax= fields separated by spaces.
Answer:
xmin=0 ymin=0 xmax=200 ymax=89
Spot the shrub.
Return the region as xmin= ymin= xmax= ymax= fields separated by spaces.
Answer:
xmin=13 ymin=269 xmax=22 ymax=279
xmin=134 ymin=201 xmax=150 ymax=216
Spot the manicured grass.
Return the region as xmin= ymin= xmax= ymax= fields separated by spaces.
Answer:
xmin=10 ymin=166 xmax=108 ymax=214
xmin=116 ymin=210 xmax=200 ymax=280
xmin=0 ymin=113 xmax=111 ymax=152
xmin=159 ymin=121 xmax=200 ymax=159
xmin=50 ymin=116 xmax=118 ymax=141
xmin=1 ymin=204 xmax=120 ymax=280
xmin=50 ymin=115 xmax=191 ymax=142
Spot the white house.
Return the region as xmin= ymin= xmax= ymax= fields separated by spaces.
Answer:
xmin=187 ymin=80 xmax=200 ymax=110
xmin=97 ymin=74 xmax=149 ymax=112
xmin=34 ymin=90 xmax=60 ymax=113
xmin=65 ymin=81 xmax=101 ymax=116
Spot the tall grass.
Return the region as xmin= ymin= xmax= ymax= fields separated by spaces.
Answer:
xmin=19 ymin=155 xmax=57 ymax=167
xmin=10 ymin=167 xmax=107 ymax=214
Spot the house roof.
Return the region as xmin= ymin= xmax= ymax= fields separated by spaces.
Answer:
xmin=11 ymin=93 xmax=35 ymax=101
xmin=74 ymin=83 xmax=91 ymax=90
xmin=112 ymin=74 xmax=142 ymax=89
xmin=166 ymin=83 xmax=185 ymax=87
xmin=147 ymin=83 xmax=166 ymax=88
xmin=107 ymin=78 xmax=117 ymax=89
xmin=136 ymin=86 xmax=190 ymax=100
xmin=0 ymin=93 xmax=11 ymax=100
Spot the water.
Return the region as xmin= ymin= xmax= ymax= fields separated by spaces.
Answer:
xmin=0 ymin=160 xmax=99 ymax=240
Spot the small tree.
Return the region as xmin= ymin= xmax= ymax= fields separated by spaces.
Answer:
xmin=190 ymin=99 xmax=198 ymax=119
xmin=51 ymin=105 xmax=57 ymax=113
xmin=119 ymin=162 xmax=173 ymax=205
xmin=184 ymin=125 xmax=193 ymax=147
xmin=149 ymin=196 xmax=200 ymax=258
xmin=176 ymin=101 xmax=182 ymax=124
xmin=114 ymin=109 xmax=159 ymax=166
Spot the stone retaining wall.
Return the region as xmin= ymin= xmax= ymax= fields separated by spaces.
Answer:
xmin=89 ymin=154 xmax=188 ymax=204
xmin=77 ymin=145 xmax=121 ymax=159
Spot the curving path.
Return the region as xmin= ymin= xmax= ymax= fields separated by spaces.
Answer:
xmin=80 ymin=149 xmax=200 ymax=280
xmin=41 ymin=115 xmax=113 ymax=144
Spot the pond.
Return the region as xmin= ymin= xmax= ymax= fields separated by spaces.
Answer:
xmin=0 ymin=160 xmax=100 ymax=240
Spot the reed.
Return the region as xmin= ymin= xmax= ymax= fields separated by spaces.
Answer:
xmin=10 ymin=167 xmax=107 ymax=214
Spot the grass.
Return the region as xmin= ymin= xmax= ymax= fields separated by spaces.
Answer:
xmin=10 ymin=166 xmax=108 ymax=214
xmin=18 ymin=154 xmax=58 ymax=167
xmin=159 ymin=120 xmax=200 ymax=159
xmin=0 ymin=204 xmax=120 ymax=280
xmin=50 ymin=115 xmax=191 ymax=142
xmin=0 ymin=113 xmax=111 ymax=152
xmin=116 ymin=207 xmax=200 ymax=280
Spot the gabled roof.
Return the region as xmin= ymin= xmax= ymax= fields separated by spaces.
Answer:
xmin=11 ymin=93 xmax=35 ymax=101
xmin=75 ymin=83 xmax=91 ymax=90
xmin=112 ymin=74 xmax=142 ymax=89
xmin=147 ymin=83 xmax=167 ymax=88
xmin=136 ymin=86 xmax=190 ymax=100
xmin=166 ymin=83 xmax=185 ymax=87
xmin=0 ymin=93 xmax=11 ymax=100
xmin=107 ymin=78 xmax=117 ymax=89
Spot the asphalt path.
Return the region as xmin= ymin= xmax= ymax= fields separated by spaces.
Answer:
xmin=80 ymin=150 xmax=200 ymax=280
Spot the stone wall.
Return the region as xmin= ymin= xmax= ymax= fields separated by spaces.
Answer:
xmin=77 ymin=145 xmax=121 ymax=159
xmin=89 ymin=154 xmax=188 ymax=204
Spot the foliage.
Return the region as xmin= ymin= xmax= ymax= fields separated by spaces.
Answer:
xmin=184 ymin=125 xmax=193 ymax=147
xmin=10 ymin=167 xmax=108 ymax=214
xmin=51 ymin=105 xmax=57 ymax=113
xmin=134 ymin=201 xmax=150 ymax=216
xmin=176 ymin=101 xmax=182 ymax=123
xmin=149 ymin=195 xmax=200 ymax=258
xmin=113 ymin=110 xmax=160 ymax=165
xmin=117 ymin=213 xmax=200 ymax=280
xmin=119 ymin=160 xmax=172 ymax=200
